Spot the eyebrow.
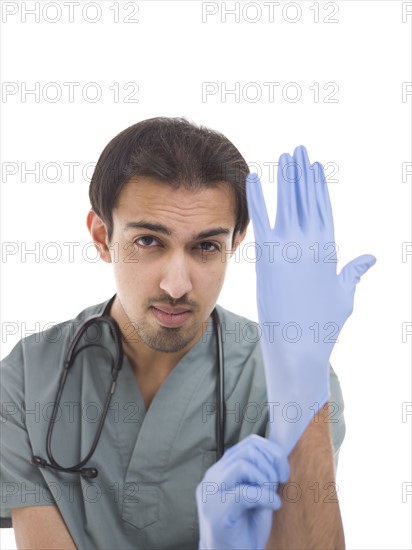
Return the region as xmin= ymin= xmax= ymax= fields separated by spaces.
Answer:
xmin=123 ymin=221 xmax=231 ymax=240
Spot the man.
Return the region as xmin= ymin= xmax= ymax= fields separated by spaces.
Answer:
xmin=1 ymin=117 xmax=373 ymax=549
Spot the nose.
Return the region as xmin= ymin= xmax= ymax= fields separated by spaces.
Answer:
xmin=159 ymin=252 xmax=193 ymax=299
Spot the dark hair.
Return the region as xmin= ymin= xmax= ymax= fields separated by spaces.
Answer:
xmin=88 ymin=117 xmax=250 ymax=243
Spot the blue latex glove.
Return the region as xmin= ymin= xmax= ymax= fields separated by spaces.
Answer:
xmin=246 ymin=146 xmax=376 ymax=456
xmin=196 ymin=435 xmax=289 ymax=550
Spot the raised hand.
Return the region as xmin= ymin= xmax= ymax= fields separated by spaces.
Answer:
xmin=246 ymin=146 xmax=376 ymax=455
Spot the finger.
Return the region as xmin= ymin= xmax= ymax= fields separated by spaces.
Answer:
xmin=232 ymin=435 xmax=290 ymax=482
xmin=274 ymin=152 xmax=298 ymax=234
xmin=206 ymin=458 xmax=281 ymax=497
xmin=246 ymin=173 xmax=272 ymax=237
xmin=312 ymin=162 xmax=327 ymax=230
xmin=292 ymin=145 xmax=314 ymax=230
xmin=247 ymin=437 xmax=290 ymax=483
xmin=214 ymin=435 xmax=290 ymax=484
xmin=236 ymin=484 xmax=283 ymax=512
xmin=313 ymin=161 xmax=335 ymax=238
xmin=339 ymin=254 xmax=377 ymax=287
xmin=221 ymin=434 xmax=281 ymax=467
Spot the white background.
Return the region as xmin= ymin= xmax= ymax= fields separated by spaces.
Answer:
xmin=1 ymin=1 xmax=411 ymax=548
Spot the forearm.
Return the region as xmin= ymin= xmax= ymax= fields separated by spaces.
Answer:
xmin=12 ymin=506 xmax=77 ymax=550
xmin=266 ymin=402 xmax=345 ymax=550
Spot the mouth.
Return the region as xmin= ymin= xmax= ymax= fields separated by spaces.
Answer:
xmin=150 ymin=305 xmax=192 ymax=328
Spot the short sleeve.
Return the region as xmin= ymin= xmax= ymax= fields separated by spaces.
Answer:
xmin=328 ymin=363 xmax=346 ymax=469
xmin=263 ymin=363 xmax=346 ymax=471
xmin=1 ymin=341 xmax=56 ymax=527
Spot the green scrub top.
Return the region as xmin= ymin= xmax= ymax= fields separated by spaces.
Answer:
xmin=0 ymin=297 xmax=346 ymax=549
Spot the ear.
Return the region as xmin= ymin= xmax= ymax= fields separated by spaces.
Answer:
xmin=86 ymin=210 xmax=112 ymax=264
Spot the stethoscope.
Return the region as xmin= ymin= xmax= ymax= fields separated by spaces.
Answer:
xmin=31 ymin=295 xmax=225 ymax=479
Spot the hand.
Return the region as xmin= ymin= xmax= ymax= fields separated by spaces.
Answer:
xmin=246 ymin=146 xmax=376 ymax=455
xmin=196 ymin=435 xmax=289 ymax=550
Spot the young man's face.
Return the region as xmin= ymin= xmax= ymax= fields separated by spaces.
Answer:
xmin=91 ymin=177 xmax=245 ymax=353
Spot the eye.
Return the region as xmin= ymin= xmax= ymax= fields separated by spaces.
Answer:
xmin=198 ymin=241 xmax=220 ymax=253
xmin=134 ymin=236 xmax=160 ymax=248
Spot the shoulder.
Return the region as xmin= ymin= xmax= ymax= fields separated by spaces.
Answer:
xmin=0 ymin=296 xmax=113 ymax=392
xmin=10 ymin=297 xmax=109 ymax=352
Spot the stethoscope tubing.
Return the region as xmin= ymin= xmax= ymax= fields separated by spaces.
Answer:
xmin=32 ymin=296 xmax=225 ymax=478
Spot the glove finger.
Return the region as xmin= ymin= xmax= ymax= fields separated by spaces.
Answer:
xmin=242 ymin=435 xmax=290 ymax=482
xmin=292 ymin=145 xmax=313 ymax=230
xmin=236 ymin=484 xmax=283 ymax=512
xmin=339 ymin=254 xmax=377 ymax=287
xmin=313 ymin=161 xmax=335 ymax=239
xmin=205 ymin=459 xmax=282 ymax=497
xmin=274 ymin=152 xmax=298 ymax=234
xmin=204 ymin=478 xmax=282 ymax=527
xmin=216 ymin=436 xmax=290 ymax=485
xmin=246 ymin=173 xmax=272 ymax=238
xmin=249 ymin=437 xmax=290 ymax=483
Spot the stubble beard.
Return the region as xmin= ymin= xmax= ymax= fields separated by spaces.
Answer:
xmin=131 ymin=316 xmax=200 ymax=353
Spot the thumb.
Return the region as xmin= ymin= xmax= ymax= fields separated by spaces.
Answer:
xmin=339 ymin=254 xmax=377 ymax=287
